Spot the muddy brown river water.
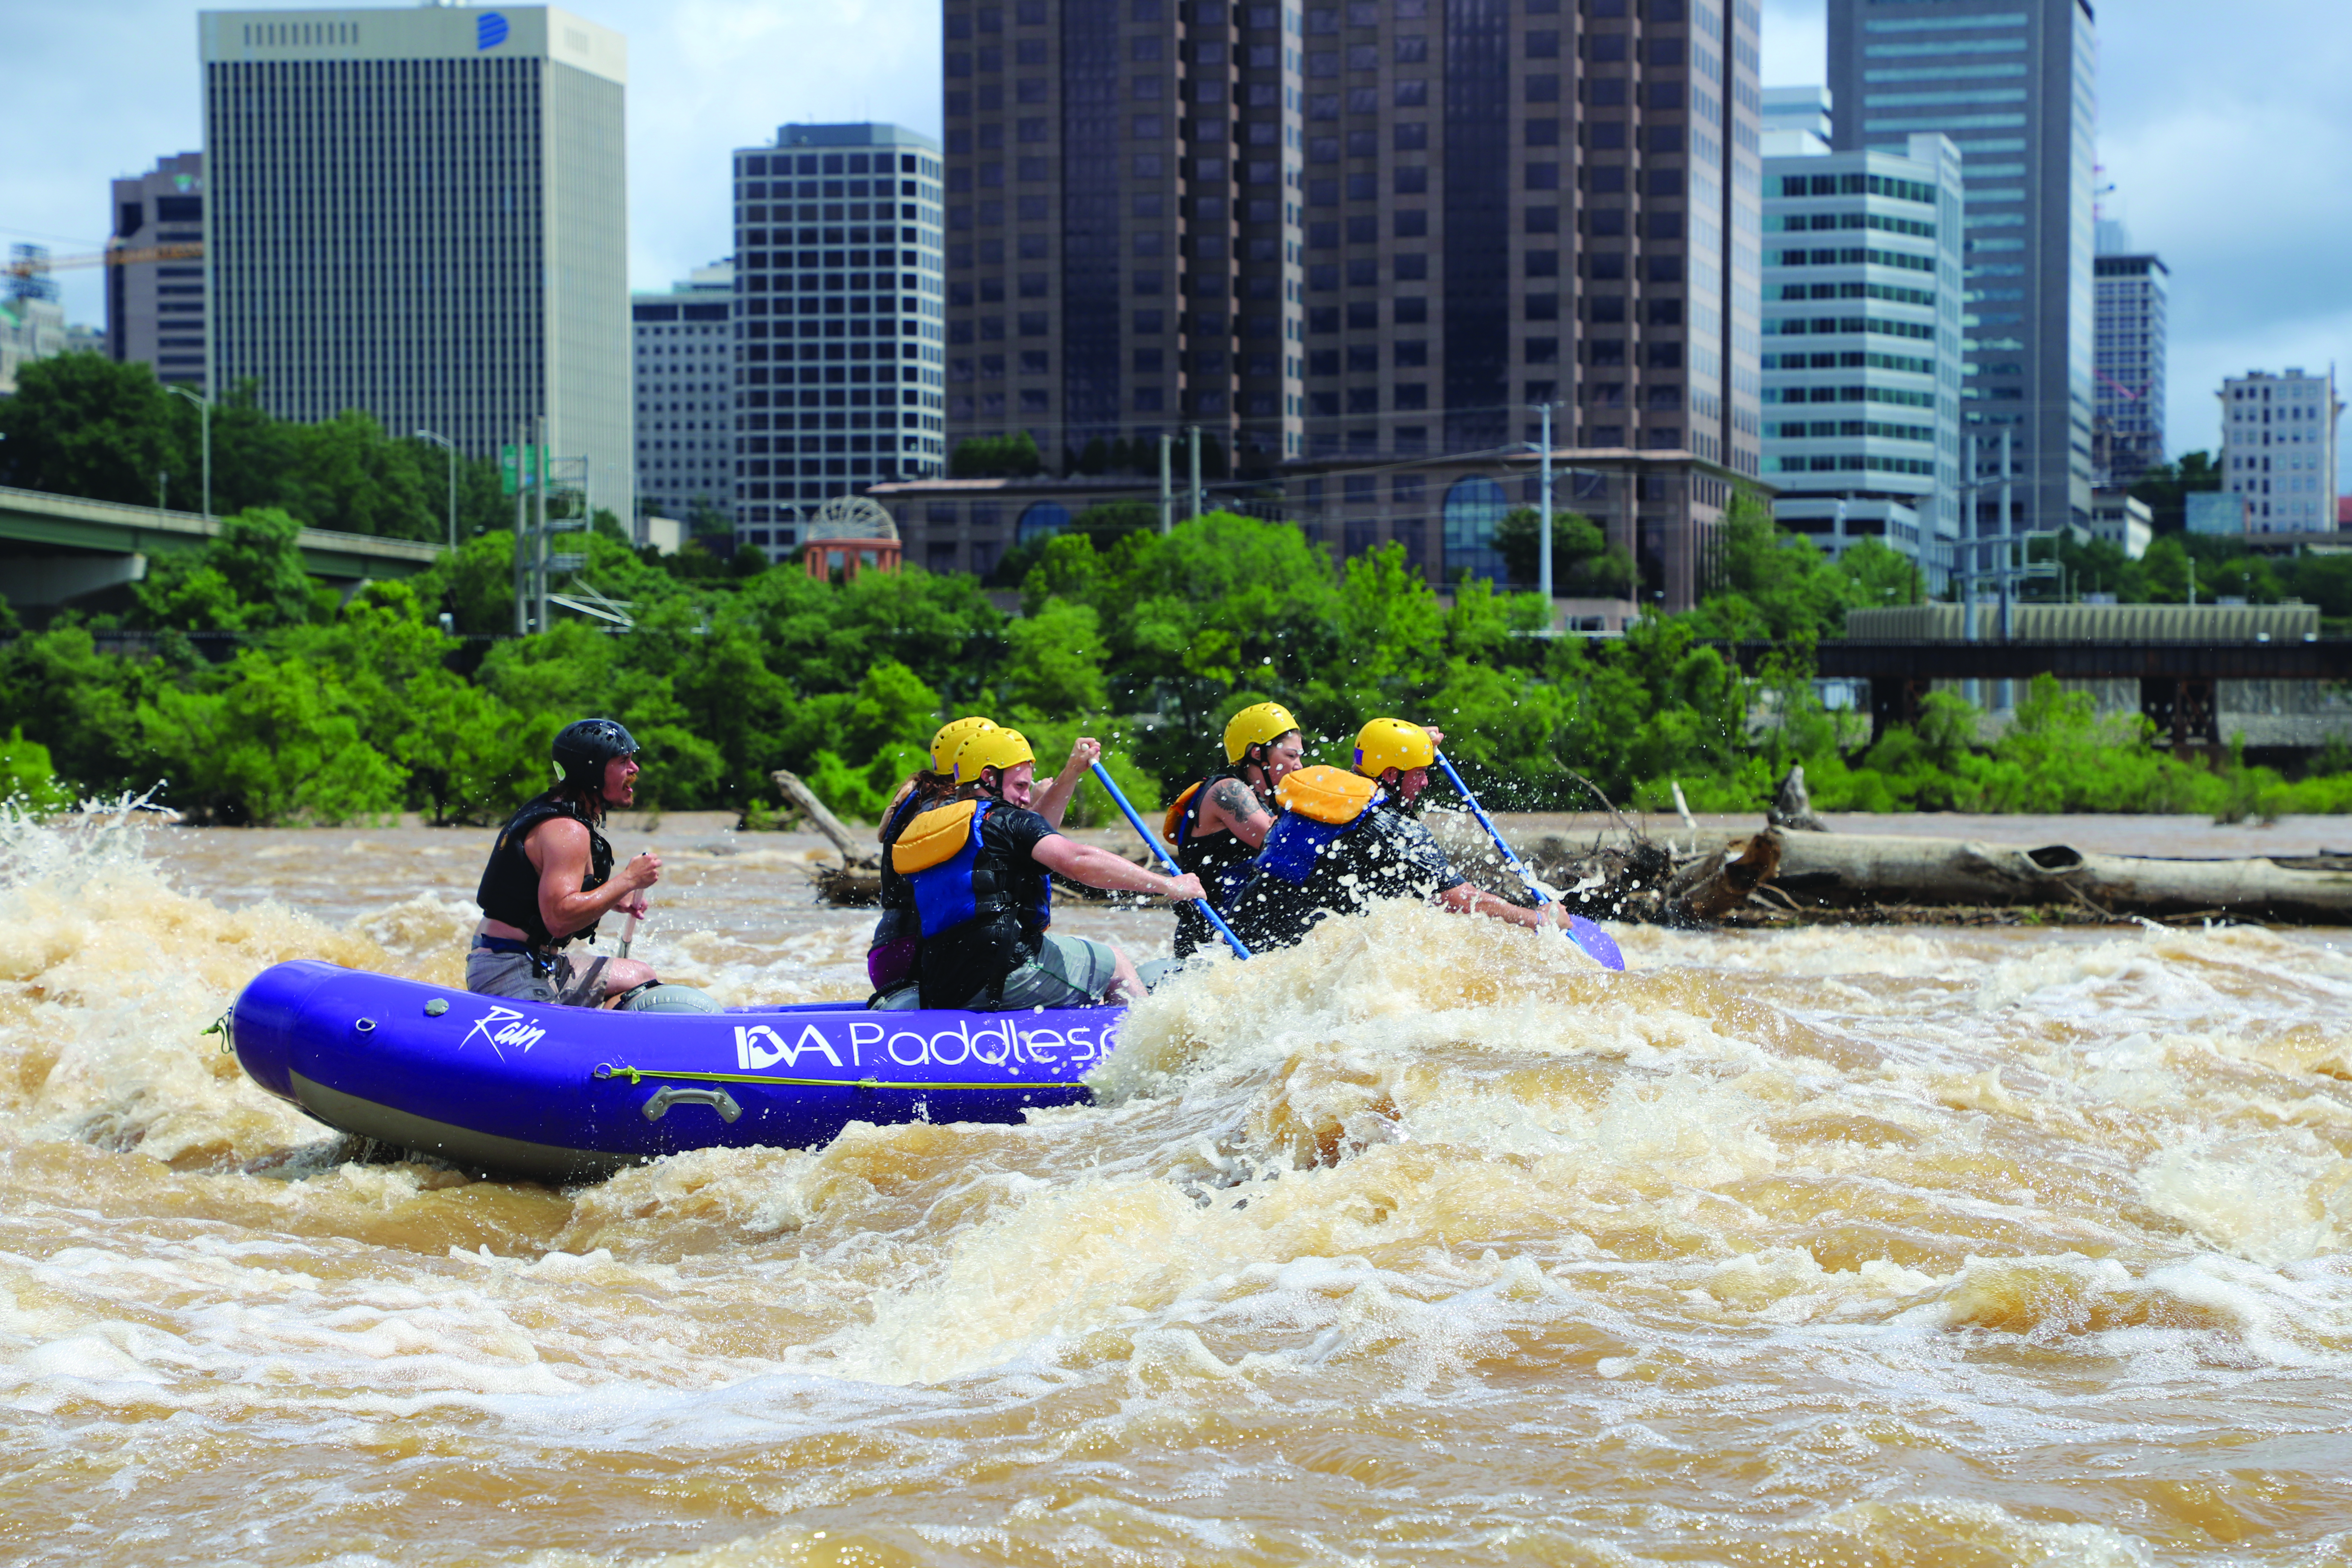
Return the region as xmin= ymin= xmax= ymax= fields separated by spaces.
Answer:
xmin=1 ymin=808 xmax=2349 ymax=1565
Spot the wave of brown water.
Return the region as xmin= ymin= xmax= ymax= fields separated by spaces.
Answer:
xmin=2 ymin=812 xmax=2350 ymax=1565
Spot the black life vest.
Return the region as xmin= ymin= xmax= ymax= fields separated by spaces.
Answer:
xmin=475 ymin=790 xmax=614 ymax=949
xmin=893 ymin=798 xmax=1053 ymax=1006
xmin=1226 ymin=769 xmax=1389 ymax=952
xmin=1165 ymin=766 xmax=1265 ymax=957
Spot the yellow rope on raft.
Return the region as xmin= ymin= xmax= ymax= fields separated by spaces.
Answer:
xmin=592 ymin=1063 xmax=1039 ymax=1092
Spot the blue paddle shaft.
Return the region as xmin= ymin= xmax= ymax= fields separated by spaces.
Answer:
xmin=1088 ymin=762 xmax=1254 ymax=960
xmin=1433 ymin=753 xmax=1548 ymax=903
xmin=1433 ymin=751 xmax=1624 ymax=972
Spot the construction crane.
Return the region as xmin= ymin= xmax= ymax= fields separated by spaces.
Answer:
xmin=4 ymin=242 xmax=205 ymax=281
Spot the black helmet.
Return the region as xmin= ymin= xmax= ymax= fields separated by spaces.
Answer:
xmin=553 ymin=718 xmax=639 ymax=783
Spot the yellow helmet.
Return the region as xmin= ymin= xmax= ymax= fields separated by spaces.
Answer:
xmin=1353 ymin=717 xmax=1434 ymax=779
xmin=929 ymin=715 xmax=997 ymax=774
xmin=1222 ymin=700 xmax=1302 ymax=763
xmin=952 ymin=726 xmax=1036 ymax=787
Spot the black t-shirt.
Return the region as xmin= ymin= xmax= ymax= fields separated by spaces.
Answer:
xmin=917 ymin=802 xmax=1060 ymax=1006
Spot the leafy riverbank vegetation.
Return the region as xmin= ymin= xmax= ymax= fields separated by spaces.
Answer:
xmin=5 ymin=492 xmax=2352 ymax=826
xmin=5 ymin=354 xmax=2351 ymax=825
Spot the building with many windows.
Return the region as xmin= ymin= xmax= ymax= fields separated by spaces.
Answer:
xmin=632 ymin=262 xmax=733 ymax=535
xmin=107 ymin=152 xmax=208 ymax=387
xmin=919 ymin=0 xmax=1765 ymax=609
xmin=1759 ymin=131 xmax=1963 ymax=582
xmin=728 ymin=122 xmax=947 ymax=551
xmin=2222 ymin=368 xmax=2341 ymax=538
xmin=2092 ymin=230 xmax=2165 ymax=486
xmin=1828 ymin=0 xmax=2097 ymax=556
xmin=199 ymin=7 xmax=632 ymax=519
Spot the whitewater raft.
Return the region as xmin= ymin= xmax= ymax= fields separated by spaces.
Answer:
xmin=230 ymin=960 xmax=1118 ymax=1181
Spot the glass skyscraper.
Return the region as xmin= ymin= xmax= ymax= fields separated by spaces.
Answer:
xmin=2092 ymin=231 xmax=2166 ymax=487
xmin=1827 ymin=0 xmax=2095 ymax=564
xmin=1760 ymin=132 xmax=1965 ymax=584
xmin=929 ymin=0 xmax=1764 ymax=609
xmin=728 ymin=122 xmax=948 ymax=547
xmin=199 ymin=7 xmax=632 ymax=521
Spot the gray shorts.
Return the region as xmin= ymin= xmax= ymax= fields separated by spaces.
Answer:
xmin=975 ymin=933 xmax=1119 ymax=1011
xmin=465 ymin=945 xmax=611 ymax=1008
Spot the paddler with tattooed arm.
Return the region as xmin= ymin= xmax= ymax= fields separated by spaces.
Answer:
xmin=1227 ymin=717 xmax=1573 ymax=951
xmin=1161 ymin=701 xmax=1306 ymax=959
xmin=875 ymin=727 xmax=1203 ymax=1011
xmin=468 ymin=718 xmax=665 ymax=1008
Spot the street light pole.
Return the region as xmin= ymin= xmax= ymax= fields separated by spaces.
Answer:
xmin=415 ymin=430 xmax=458 ymax=551
xmin=165 ymin=386 xmax=209 ymax=524
xmin=1535 ymin=402 xmax=1554 ymax=607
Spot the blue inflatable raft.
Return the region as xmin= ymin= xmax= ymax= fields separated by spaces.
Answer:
xmin=230 ymin=960 xmax=1119 ymax=1181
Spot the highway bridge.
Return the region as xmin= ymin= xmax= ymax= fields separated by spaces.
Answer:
xmin=0 ymin=483 xmax=443 ymax=612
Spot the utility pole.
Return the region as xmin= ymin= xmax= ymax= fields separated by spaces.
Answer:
xmin=1997 ymin=427 xmax=2015 ymax=710
xmin=1536 ymin=402 xmax=1555 ymax=609
xmin=416 ymin=430 xmax=458 ymax=551
xmin=1158 ymin=432 xmax=1174 ymax=534
xmin=1962 ymin=434 xmax=1979 ymax=708
xmin=167 ymin=386 xmax=210 ymax=525
xmin=534 ymin=413 xmax=551 ymax=636
xmin=1187 ymin=425 xmax=1202 ymax=523
xmin=513 ymin=421 xmax=529 ymax=637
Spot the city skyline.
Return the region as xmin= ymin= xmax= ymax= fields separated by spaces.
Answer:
xmin=5 ymin=0 xmax=2347 ymax=484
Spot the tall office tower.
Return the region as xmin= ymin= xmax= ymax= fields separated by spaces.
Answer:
xmin=632 ymin=262 xmax=734 ymax=535
xmin=2092 ymin=228 xmax=2165 ymax=486
xmin=937 ymin=0 xmax=1764 ymax=606
xmin=730 ymin=122 xmax=947 ymax=543
xmin=1759 ymin=132 xmax=1964 ymax=582
xmin=199 ymin=8 xmax=632 ymax=521
xmin=2221 ymin=369 xmax=2341 ymax=538
xmin=107 ymin=153 xmax=208 ymax=387
xmin=1828 ymin=0 xmax=2096 ymax=562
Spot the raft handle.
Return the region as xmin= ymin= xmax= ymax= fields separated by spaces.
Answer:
xmin=641 ymin=1085 xmax=741 ymax=1124
xmin=354 ymin=1018 xmax=377 ymax=1035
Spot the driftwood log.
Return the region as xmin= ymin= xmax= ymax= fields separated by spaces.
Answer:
xmin=1766 ymin=834 xmax=2352 ymax=923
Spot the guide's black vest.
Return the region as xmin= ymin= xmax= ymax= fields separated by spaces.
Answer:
xmin=1167 ymin=766 xmax=1264 ymax=957
xmin=475 ymin=790 xmax=614 ymax=949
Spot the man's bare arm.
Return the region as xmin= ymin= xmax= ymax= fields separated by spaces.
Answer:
xmin=1033 ymin=737 xmax=1103 ymax=827
xmin=1031 ymin=833 xmax=1205 ymax=902
xmin=1436 ymin=880 xmax=1557 ymax=931
xmin=532 ymin=818 xmax=662 ymax=941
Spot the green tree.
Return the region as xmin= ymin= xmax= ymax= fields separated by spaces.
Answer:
xmin=949 ymin=431 xmax=1044 ymax=477
xmin=1493 ymin=508 xmax=1608 ymax=589
xmin=1687 ymin=492 xmax=1857 ymax=641
xmin=282 ymin=410 xmax=439 ymax=538
xmin=132 ymin=508 xmax=318 ymax=632
xmin=0 ymin=352 xmax=182 ymax=506
xmin=1005 ymin=600 xmax=1110 ymax=717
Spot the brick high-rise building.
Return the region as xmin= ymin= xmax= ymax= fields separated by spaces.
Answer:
xmin=1828 ymin=0 xmax=2098 ymax=554
xmin=922 ymin=0 xmax=1764 ymax=608
xmin=108 ymin=152 xmax=208 ymax=389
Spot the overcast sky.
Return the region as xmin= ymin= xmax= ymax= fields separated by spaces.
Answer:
xmin=9 ymin=0 xmax=2346 ymax=476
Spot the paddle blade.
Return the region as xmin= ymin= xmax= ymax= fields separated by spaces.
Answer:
xmin=1564 ymin=914 xmax=1626 ymax=972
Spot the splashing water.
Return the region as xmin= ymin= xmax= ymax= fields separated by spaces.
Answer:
xmin=1 ymin=807 xmax=2349 ymax=1565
